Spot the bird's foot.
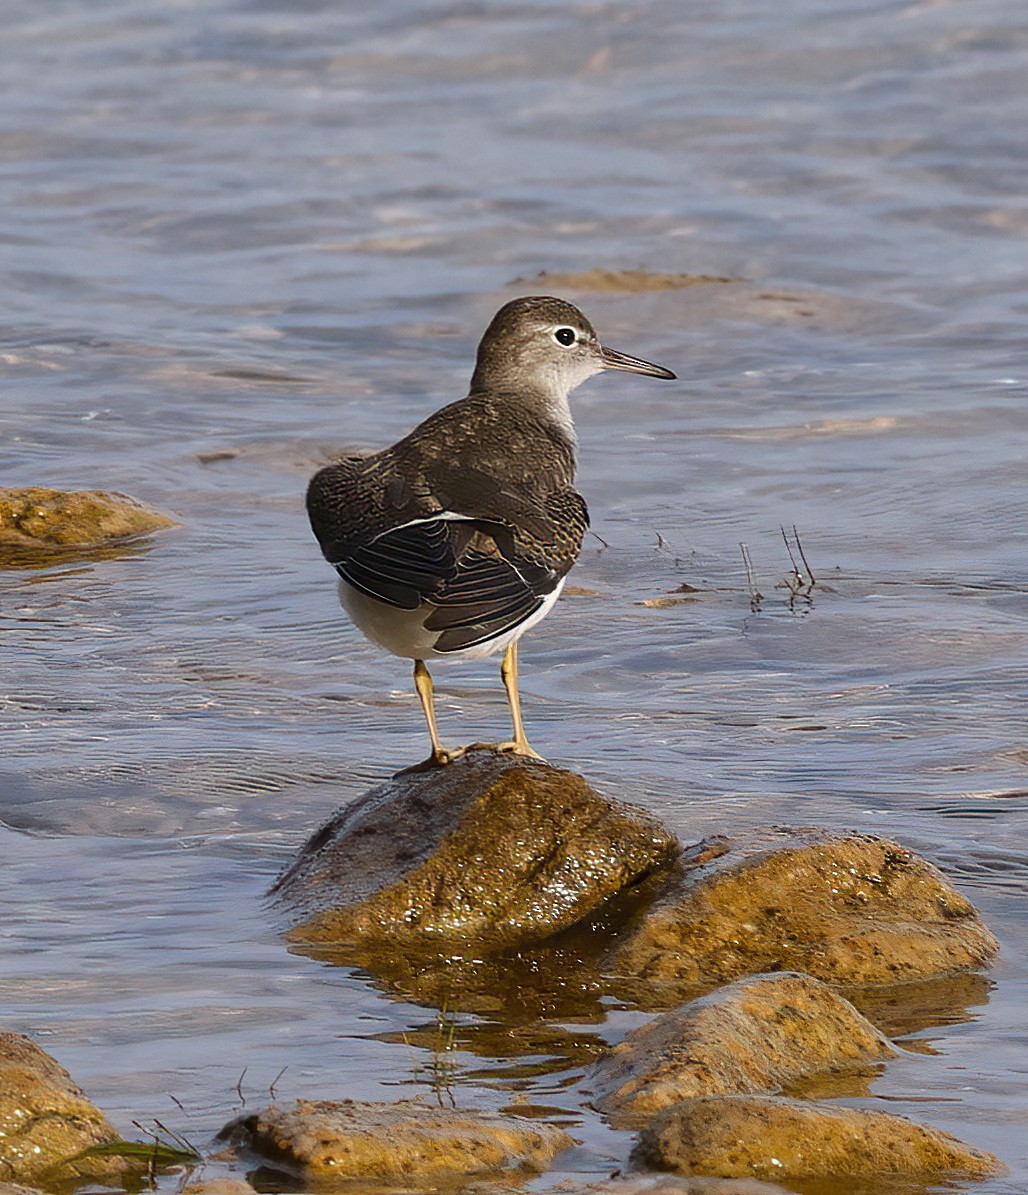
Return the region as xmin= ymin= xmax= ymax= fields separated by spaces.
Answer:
xmin=492 ymin=739 xmax=548 ymax=763
xmin=428 ymin=737 xmax=541 ymax=765
xmin=396 ymin=745 xmax=466 ymax=775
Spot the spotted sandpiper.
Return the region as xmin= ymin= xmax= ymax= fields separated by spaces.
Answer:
xmin=306 ymin=295 xmax=675 ymax=765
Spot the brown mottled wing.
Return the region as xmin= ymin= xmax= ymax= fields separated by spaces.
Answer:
xmin=307 ymin=454 xmax=446 ymax=610
xmin=307 ymin=454 xmax=588 ymax=649
xmin=424 ymin=486 xmax=589 ymax=653
xmin=336 ymin=517 xmax=466 ymax=610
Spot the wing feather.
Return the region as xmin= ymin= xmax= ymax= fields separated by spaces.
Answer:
xmin=309 ymin=451 xmax=589 ymax=651
xmin=333 ymin=518 xmax=465 ymax=610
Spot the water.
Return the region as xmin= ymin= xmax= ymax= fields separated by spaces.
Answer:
xmin=2 ymin=0 xmax=1027 ymax=1190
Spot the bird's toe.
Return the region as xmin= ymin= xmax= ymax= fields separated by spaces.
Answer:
xmin=494 ymin=739 xmax=547 ymax=762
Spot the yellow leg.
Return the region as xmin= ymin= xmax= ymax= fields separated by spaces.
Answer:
xmin=497 ymin=640 xmax=545 ymax=760
xmin=413 ymin=659 xmax=460 ymax=766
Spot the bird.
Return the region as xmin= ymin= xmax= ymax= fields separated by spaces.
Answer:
xmin=306 ymin=295 xmax=675 ymax=767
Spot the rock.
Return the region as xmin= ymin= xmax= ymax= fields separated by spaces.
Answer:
xmin=630 ymin=1094 xmax=1003 ymax=1183
xmin=0 ymin=1184 xmax=47 ymax=1195
xmin=608 ymin=829 xmax=998 ymax=1001
xmin=507 ymin=274 xmax=932 ymax=338
xmin=182 ymin=1180 xmax=258 ymax=1195
xmin=513 ymin=270 xmax=737 ymax=292
xmin=272 ymin=750 xmax=678 ymax=954
xmin=0 ymin=487 xmax=176 ymax=560
xmin=586 ymin=972 xmax=895 ymax=1126
xmin=221 ymin=1098 xmax=573 ymax=1182
xmin=551 ymin=1177 xmax=782 ymax=1195
xmin=0 ymin=1030 xmax=128 ymax=1186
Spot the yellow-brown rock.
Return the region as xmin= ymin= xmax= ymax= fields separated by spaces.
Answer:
xmin=273 ymin=750 xmax=678 ymax=954
xmin=586 ymin=972 xmax=895 ymax=1125
xmin=630 ymin=1094 xmax=1003 ymax=1183
xmin=182 ymin=1180 xmax=258 ymax=1195
xmin=608 ymin=828 xmax=998 ymax=1001
xmin=551 ymin=1176 xmax=782 ymax=1195
xmin=221 ymin=1098 xmax=572 ymax=1182
xmin=0 ymin=1030 xmax=128 ymax=1187
xmin=0 ymin=487 xmax=175 ymax=558
xmin=515 ymin=270 xmax=736 ymax=292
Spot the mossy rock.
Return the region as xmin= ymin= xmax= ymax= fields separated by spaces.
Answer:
xmin=182 ymin=1181 xmax=258 ymax=1195
xmin=273 ymin=750 xmax=678 ymax=955
xmin=0 ymin=1031 xmax=130 ymax=1187
xmin=515 ymin=270 xmax=736 ymax=292
xmin=0 ymin=487 xmax=176 ymax=564
xmin=586 ymin=971 xmax=895 ymax=1126
xmin=631 ymin=1094 xmax=1003 ymax=1183
xmin=221 ymin=1098 xmax=572 ymax=1182
xmin=550 ymin=1178 xmax=783 ymax=1195
xmin=608 ymin=828 xmax=998 ymax=1001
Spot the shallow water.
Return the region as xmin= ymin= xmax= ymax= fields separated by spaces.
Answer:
xmin=2 ymin=0 xmax=1027 ymax=1191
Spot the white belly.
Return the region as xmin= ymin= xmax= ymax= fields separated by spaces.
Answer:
xmin=338 ymin=578 xmax=565 ymax=661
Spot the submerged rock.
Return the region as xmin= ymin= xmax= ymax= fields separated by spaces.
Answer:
xmin=631 ymin=1094 xmax=1003 ymax=1183
xmin=608 ymin=828 xmax=998 ymax=1001
xmin=551 ymin=1177 xmax=782 ymax=1195
xmin=0 ymin=1030 xmax=128 ymax=1186
xmin=272 ymin=750 xmax=678 ymax=954
xmin=585 ymin=972 xmax=895 ymax=1126
xmin=514 ymin=269 xmax=737 ymax=292
xmin=221 ymin=1098 xmax=572 ymax=1182
xmin=0 ymin=487 xmax=175 ymax=561
xmin=182 ymin=1180 xmax=258 ymax=1195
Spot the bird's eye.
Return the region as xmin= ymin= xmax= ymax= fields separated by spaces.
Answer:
xmin=554 ymin=327 xmax=577 ymax=347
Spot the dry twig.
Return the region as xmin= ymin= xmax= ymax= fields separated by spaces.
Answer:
xmin=778 ymin=525 xmax=817 ymax=609
xmin=739 ymin=543 xmax=763 ymax=612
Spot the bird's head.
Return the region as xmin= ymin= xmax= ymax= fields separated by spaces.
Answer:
xmin=470 ymin=295 xmax=676 ymax=404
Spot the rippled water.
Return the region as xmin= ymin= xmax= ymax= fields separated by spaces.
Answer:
xmin=2 ymin=1 xmax=1027 ymax=1191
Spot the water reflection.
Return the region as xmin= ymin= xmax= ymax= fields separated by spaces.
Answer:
xmin=0 ymin=539 xmax=155 ymax=571
xmin=2 ymin=0 xmax=1028 ymax=1187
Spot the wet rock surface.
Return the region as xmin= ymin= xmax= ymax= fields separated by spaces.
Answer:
xmin=0 ymin=1030 xmax=128 ymax=1187
xmin=586 ymin=971 xmax=895 ymax=1125
xmin=272 ymin=750 xmax=678 ymax=954
xmin=608 ymin=828 xmax=999 ymax=1001
xmin=514 ymin=269 xmax=737 ymax=292
xmin=182 ymin=1180 xmax=259 ymax=1195
xmin=551 ymin=1177 xmax=783 ymax=1195
xmin=631 ymin=1094 xmax=1003 ymax=1184
xmin=221 ymin=1097 xmax=573 ymax=1182
xmin=0 ymin=487 xmax=176 ymax=562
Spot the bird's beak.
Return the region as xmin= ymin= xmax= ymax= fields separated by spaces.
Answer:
xmin=599 ymin=344 xmax=676 ymax=380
